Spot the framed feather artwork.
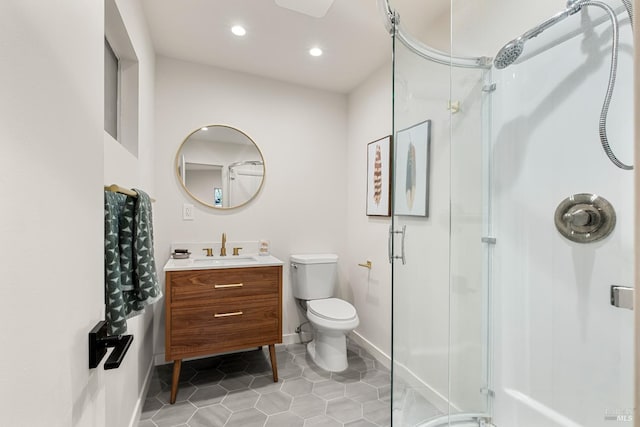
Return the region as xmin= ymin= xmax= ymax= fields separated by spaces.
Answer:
xmin=366 ymin=135 xmax=392 ymax=216
xmin=394 ymin=120 xmax=431 ymax=217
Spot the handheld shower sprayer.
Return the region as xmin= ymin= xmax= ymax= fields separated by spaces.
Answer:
xmin=492 ymin=0 xmax=633 ymax=170
xmin=494 ymin=0 xmax=583 ymax=69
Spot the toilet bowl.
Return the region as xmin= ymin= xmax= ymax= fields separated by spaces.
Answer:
xmin=290 ymin=254 xmax=359 ymax=372
xmin=305 ymin=298 xmax=359 ymax=372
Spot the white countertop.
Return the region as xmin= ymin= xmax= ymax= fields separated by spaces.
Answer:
xmin=163 ymin=254 xmax=284 ymax=272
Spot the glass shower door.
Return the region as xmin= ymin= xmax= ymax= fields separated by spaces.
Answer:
xmin=391 ymin=33 xmax=454 ymax=426
xmin=390 ymin=17 xmax=491 ymax=425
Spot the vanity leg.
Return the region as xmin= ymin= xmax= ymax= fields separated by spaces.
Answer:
xmin=170 ymin=359 xmax=182 ymax=404
xmin=268 ymin=344 xmax=278 ymax=382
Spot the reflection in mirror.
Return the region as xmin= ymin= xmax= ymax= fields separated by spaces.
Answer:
xmin=176 ymin=125 xmax=265 ymax=209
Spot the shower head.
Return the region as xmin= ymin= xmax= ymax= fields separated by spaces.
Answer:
xmin=493 ymin=38 xmax=525 ymax=69
xmin=492 ymin=3 xmax=582 ymax=69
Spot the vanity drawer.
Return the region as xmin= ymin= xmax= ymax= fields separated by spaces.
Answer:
xmin=168 ymin=297 xmax=280 ymax=358
xmin=168 ymin=266 xmax=281 ymax=304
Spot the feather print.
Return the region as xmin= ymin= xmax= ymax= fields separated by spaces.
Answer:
xmin=373 ymin=144 xmax=382 ymax=205
xmin=406 ymin=141 xmax=416 ymax=210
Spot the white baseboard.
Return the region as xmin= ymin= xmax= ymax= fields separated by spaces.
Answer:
xmin=348 ymin=331 xmax=391 ymax=370
xmin=128 ymin=357 xmax=155 ymax=427
xmin=392 ymin=360 xmax=456 ymax=414
xmin=347 ymin=332 xmax=460 ymax=415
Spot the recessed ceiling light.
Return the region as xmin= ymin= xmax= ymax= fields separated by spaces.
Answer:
xmin=231 ymin=25 xmax=246 ymax=37
xmin=201 ymin=127 xmax=208 ymax=131
xmin=309 ymin=47 xmax=323 ymax=57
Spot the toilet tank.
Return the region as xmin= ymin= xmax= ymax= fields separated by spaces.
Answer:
xmin=290 ymin=254 xmax=338 ymax=300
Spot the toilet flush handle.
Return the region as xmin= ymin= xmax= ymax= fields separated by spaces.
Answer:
xmin=291 ymin=263 xmax=297 ymax=269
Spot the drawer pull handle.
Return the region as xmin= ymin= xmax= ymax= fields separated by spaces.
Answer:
xmin=214 ymin=311 xmax=243 ymax=318
xmin=214 ymin=283 xmax=244 ymax=289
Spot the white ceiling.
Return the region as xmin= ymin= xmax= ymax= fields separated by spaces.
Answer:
xmin=140 ymin=0 xmax=448 ymax=94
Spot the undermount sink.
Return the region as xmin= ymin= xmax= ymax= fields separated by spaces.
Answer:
xmin=192 ymin=256 xmax=258 ymax=266
xmin=164 ymin=254 xmax=283 ymax=271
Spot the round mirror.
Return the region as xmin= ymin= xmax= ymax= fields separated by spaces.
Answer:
xmin=175 ymin=125 xmax=265 ymax=209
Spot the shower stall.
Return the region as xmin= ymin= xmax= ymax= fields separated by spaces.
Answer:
xmin=384 ymin=0 xmax=635 ymax=425
xmin=227 ymin=160 xmax=264 ymax=207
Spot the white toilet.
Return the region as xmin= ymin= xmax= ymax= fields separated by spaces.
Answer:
xmin=290 ymin=254 xmax=359 ymax=372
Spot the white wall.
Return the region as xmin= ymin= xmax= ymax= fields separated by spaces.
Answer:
xmin=153 ymin=56 xmax=348 ymax=361
xmin=346 ymin=63 xmax=393 ymax=359
xmin=103 ymin=1 xmax=158 ymax=427
xmin=0 ymin=1 xmax=105 ymax=426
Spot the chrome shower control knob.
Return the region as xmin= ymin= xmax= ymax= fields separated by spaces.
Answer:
xmin=554 ymin=193 xmax=616 ymax=243
xmin=562 ymin=205 xmax=601 ymax=229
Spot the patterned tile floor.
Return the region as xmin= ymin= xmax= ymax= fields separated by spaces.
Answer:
xmin=138 ymin=340 xmax=391 ymax=427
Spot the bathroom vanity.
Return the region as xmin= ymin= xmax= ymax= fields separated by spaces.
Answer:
xmin=164 ymin=254 xmax=283 ymax=404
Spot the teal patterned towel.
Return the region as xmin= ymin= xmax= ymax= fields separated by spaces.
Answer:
xmin=132 ymin=188 xmax=161 ymax=306
xmin=104 ymin=189 xmax=161 ymax=335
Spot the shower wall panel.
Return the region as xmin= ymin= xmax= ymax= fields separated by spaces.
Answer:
xmin=490 ymin=7 xmax=634 ymax=426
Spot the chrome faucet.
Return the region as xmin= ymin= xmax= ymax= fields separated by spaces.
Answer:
xmin=220 ymin=233 xmax=227 ymax=256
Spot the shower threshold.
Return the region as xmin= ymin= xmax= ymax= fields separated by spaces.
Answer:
xmin=418 ymin=413 xmax=493 ymax=427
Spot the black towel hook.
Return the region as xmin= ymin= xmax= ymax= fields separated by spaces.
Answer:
xmin=88 ymin=321 xmax=133 ymax=370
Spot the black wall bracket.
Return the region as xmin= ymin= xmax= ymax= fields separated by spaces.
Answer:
xmin=88 ymin=321 xmax=133 ymax=370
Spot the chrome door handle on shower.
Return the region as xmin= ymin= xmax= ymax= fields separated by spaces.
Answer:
xmin=388 ymin=225 xmax=406 ymax=264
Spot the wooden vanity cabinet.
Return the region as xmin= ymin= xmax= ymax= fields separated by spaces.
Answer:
xmin=165 ymin=265 xmax=282 ymax=404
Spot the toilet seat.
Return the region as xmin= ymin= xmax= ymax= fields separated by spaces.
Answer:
xmin=308 ymin=298 xmax=357 ymax=321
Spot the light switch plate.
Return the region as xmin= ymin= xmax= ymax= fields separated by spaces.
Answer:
xmin=183 ymin=203 xmax=194 ymax=220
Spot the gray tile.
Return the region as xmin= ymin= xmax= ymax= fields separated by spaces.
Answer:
xmin=250 ymin=374 xmax=281 ymax=394
xmin=359 ymin=349 xmax=375 ymax=361
xmin=189 ymin=404 xmax=231 ymax=427
xmin=242 ymin=348 xmax=270 ymax=362
xmin=360 ymin=371 xmax=389 ymax=388
xmin=139 ymin=340 xmax=398 ymax=427
xmin=376 ymin=364 xmax=390 ymax=374
xmin=345 ymin=419 xmax=378 ymax=427
xmin=326 ymin=397 xmax=363 ymax=423
xmin=246 ymin=359 xmax=274 ymax=375
xmin=265 ymin=412 xmax=304 ymax=427
xmin=378 ymin=385 xmax=390 ymax=402
xmin=282 ymin=377 xmax=314 ymax=396
xmin=347 ymin=348 xmax=360 ymax=359
xmin=221 ymin=388 xmax=260 ymax=412
xmin=140 ymin=396 xmax=163 ymax=420
xmin=346 ymin=382 xmax=379 ymax=403
xmin=279 ymin=364 xmax=304 ymax=380
xmin=190 ymin=369 xmax=225 ymax=386
xmin=394 ymin=388 xmax=441 ymax=426
xmin=189 ymin=384 xmax=227 ymax=407
xmin=286 ymin=343 xmax=308 ymax=354
xmin=275 ymin=350 xmax=295 ymax=364
xmin=292 ymin=354 xmax=311 ymax=368
xmin=225 ymin=408 xmax=267 ymax=427
xmin=218 ymin=358 xmax=249 ymax=373
xmin=290 ymin=394 xmax=326 ymax=419
xmin=219 ymin=372 xmax=253 ymax=391
xmin=185 ymin=356 xmax=223 ymax=371
xmin=363 ymin=400 xmax=391 ymax=426
xmin=156 ymin=364 xmax=197 ymax=384
xmin=151 ymin=401 xmax=196 ymax=427
xmin=146 ymin=376 xmax=165 ymax=397
xmin=302 ymin=365 xmax=332 ymax=382
xmin=304 ymin=415 xmax=342 ymax=427
xmin=347 ymin=356 xmax=376 ymax=373
xmin=157 ymin=383 xmax=196 ymax=404
xmin=332 ymin=368 xmax=361 ymax=383
xmin=256 ymin=391 xmax=293 ymax=415
xmin=313 ymin=380 xmax=345 ymax=401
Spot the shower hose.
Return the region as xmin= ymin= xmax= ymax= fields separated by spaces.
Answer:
xmin=581 ymin=0 xmax=633 ymax=170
